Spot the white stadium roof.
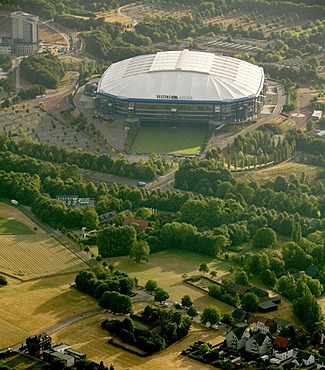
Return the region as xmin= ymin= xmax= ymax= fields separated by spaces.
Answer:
xmin=97 ymin=49 xmax=264 ymax=103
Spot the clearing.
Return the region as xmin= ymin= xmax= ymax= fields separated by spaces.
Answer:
xmin=131 ymin=127 xmax=207 ymax=155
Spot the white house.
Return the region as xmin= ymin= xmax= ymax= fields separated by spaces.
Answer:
xmin=245 ymin=333 xmax=273 ymax=356
xmin=226 ymin=327 xmax=250 ymax=350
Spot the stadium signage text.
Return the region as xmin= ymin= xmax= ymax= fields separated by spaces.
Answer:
xmin=156 ymin=94 xmax=193 ymax=100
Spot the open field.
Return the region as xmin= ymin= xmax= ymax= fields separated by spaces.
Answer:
xmin=0 ymin=273 xmax=98 ymax=350
xmin=131 ymin=127 xmax=207 ymax=155
xmin=52 ymin=313 xmax=224 ymax=370
xmin=233 ymin=161 xmax=321 ymax=184
xmin=105 ymin=249 xmax=233 ymax=313
xmin=0 ymin=202 xmax=45 ymax=234
xmin=39 ymin=23 xmax=67 ymax=45
xmin=0 ymin=234 xmax=87 ymax=280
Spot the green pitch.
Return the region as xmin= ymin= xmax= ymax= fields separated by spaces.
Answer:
xmin=131 ymin=127 xmax=207 ymax=154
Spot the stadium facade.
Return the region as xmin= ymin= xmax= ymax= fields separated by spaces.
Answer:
xmin=96 ymin=49 xmax=266 ymax=123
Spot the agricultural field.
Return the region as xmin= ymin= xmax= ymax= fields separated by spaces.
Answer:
xmin=0 ymin=234 xmax=87 ymax=280
xmin=0 ymin=273 xmax=98 ymax=350
xmin=131 ymin=127 xmax=207 ymax=155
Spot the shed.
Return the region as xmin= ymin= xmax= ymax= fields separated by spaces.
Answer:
xmin=259 ymin=301 xmax=278 ymax=313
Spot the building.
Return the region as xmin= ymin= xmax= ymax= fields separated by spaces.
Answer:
xmin=96 ymin=49 xmax=265 ymax=124
xmin=245 ymin=333 xmax=273 ymax=356
xmin=226 ymin=327 xmax=250 ymax=350
xmin=11 ymin=11 xmax=39 ymax=55
xmin=259 ymin=301 xmax=278 ymax=313
xmin=26 ymin=333 xmax=52 ymax=355
xmin=0 ymin=37 xmax=13 ymax=55
xmin=292 ymin=351 xmax=315 ymax=367
xmin=253 ymin=316 xmax=277 ymax=334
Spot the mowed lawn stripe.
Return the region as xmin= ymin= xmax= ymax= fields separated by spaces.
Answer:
xmin=131 ymin=127 xmax=207 ymax=154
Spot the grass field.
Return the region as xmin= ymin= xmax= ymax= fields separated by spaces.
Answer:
xmin=0 ymin=234 xmax=87 ymax=280
xmin=0 ymin=273 xmax=98 ymax=349
xmin=233 ymin=161 xmax=321 ymax=184
xmin=3 ymin=354 xmax=45 ymax=370
xmin=0 ymin=217 xmax=35 ymax=235
xmin=131 ymin=127 xmax=207 ymax=154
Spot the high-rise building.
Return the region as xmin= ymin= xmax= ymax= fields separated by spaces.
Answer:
xmin=11 ymin=11 xmax=39 ymax=55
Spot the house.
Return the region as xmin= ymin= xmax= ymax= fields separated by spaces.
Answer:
xmin=272 ymin=336 xmax=294 ymax=362
xmin=245 ymin=333 xmax=273 ymax=355
xmin=292 ymin=351 xmax=315 ymax=367
xmin=259 ymin=301 xmax=278 ymax=313
xmin=226 ymin=327 xmax=250 ymax=350
xmin=253 ymin=316 xmax=277 ymax=334
xmin=123 ymin=217 xmax=149 ymax=231
xmin=274 ymin=318 xmax=292 ymax=333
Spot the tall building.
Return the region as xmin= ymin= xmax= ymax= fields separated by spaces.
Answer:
xmin=11 ymin=11 xmax=39 ymax=55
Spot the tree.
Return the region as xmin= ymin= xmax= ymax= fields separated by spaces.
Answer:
xmin=187 ymin=306 xmax=198 ymax=317
xmin=235 ymin=270 xmax=249 ymax=286
xmin=200 ymin=305 xmax=221 ymax=327
xmin=99 ymin=291 xmax=133 ymax=314
xmin=82 ymin=208 xmax=99 ymax=229
xmin=154 ymin=288 xmax=169 ymax=303
xmin=252 ymin=227 xmax=277 ymax=248
xmin=181 ymin=295 xmax=193 ymax=308
xmin=199 ymin=262 xmax=209 ymax=275
xmin=241 ymin=292 xmax=259 ymax=312
xmin=144 ymin=279 xmax=158 ymax=293
xmin=130 ymin=240 xmax=150 ymax=263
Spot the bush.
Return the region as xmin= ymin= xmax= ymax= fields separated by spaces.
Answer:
xmin=0 ymin=275 xmax=8 ymax=285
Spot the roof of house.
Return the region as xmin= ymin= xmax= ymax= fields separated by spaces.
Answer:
xmin=254 ymin=315 xmax=269 ymax=325
xmin=274 ymin=318 xmax=292 ymax=328
xmin=252 ymin=332 xmax=269 ymax=346
xmin=232 ymin=326 xmax=248 ymax=339
xmin=273 ymin=336 xmax=289 ymax=349
xmin=123 ymin=217 xmax=149 ymax=230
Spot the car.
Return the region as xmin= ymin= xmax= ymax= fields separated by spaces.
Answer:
xmin=161 ymin=301 xmax=169 ymax=307
xmin=211 ymin=324 xmax=219 ymax=330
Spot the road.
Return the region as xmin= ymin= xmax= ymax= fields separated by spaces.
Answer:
xmin=20 ymin=205 xmax=95 ymax=267
xmin=6 ymin=290 xmax=155 ymax=352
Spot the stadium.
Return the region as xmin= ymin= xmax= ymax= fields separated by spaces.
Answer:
xmin=96 ymin=49 xmax=266 ymax=124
